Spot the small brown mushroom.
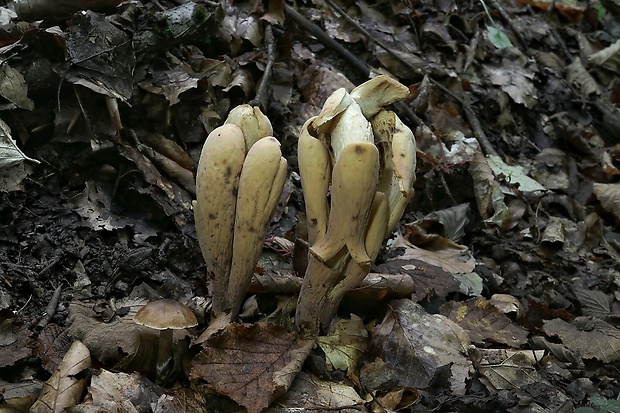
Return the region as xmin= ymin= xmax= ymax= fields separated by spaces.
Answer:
xmin=134 ymin=299 xmax=198 ymax=383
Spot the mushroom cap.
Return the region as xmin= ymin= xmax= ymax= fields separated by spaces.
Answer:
xmin=134 ymin=299 xmax=198 ymax=330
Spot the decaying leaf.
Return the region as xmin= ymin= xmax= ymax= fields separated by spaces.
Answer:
xmin=592 ymin=183 xmax=620 ymax=219
xmin=440 ymin=297 xmax=529 ymax=346
xmin=543 ymin=317 xmax=620 ymax=362
xmin=86 ymin=370 xmax=160 ymax=412
xmin=471 ymin=347 xmax=547 ymax=391
xmin=190 ymin=322 xmax=313 ymax=413
xmin=363 ymin=299 xmax=471 ymax=394
xmin=0 ymin=64 xmax=34 ymax=110
xmin=66 ymin=300 xmax=159 ymax=371
xmin=30 ymin=340 xmax=91 ymax=413
xmin=372 ymin=258 xmax=460 ymax=302
xmin=275 ymin=371 xmax=365 ymax=411
xmin=469 ymin=151 xmax=511 ymax=227
xmin=316 ymin=316 xmax=368 ymax=375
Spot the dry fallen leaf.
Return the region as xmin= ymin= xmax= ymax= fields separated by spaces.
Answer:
xmin=543 ymin=317 xmax=620 ymax=362
xmin=275 ymin=371 xmax=365 ymax=411
xmin=362 ymin=299 xmax=471 ymax=394
xmin=440 ymin=297 xmax=529 ymax=347
xmin=66 ymin=300 xmax=159 ymax=372
xmin=190 ymin=322 xmax=313 ymax=413
xmin=30 ymin=340 xmax=91 ymax=413
xmin=86 ymin=369 xmax=160 ymax=412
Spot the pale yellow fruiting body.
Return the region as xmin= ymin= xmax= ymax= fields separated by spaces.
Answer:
xmin=350 ymin=75 xmax=410 ymax=119
xmin=371 ymin=109 xmax=417 ymax=233
xmin=312 ymin=88 xmax=352 ymax=136
xmin=224 ymin=104 xmax=273 ymax=150
xmin=295 ymin=75 xmax=417 ymax=335
xmin=226 ymin=137 xmax=288 ymax=320
xmin=194 ymin=124 xmax=246 ymax=315
xmin=328 ymin=99 xmax=374 ymax=162
xmin=309 ymin=142 xmax=379 ymax=268
xmin=298 ymin=117 xmax=331 ymax=246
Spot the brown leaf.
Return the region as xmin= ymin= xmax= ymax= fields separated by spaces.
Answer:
xmin=543 ymin=317 xmax=620 ymax=362
xmin=190 ymin=322 xmax=313 ymax=413
xmin=373 ymin=258 xmax=460 ymax=302
xmin=0 ymin=319 xmax=32 ymax=368
xmin=34 ymin=323 xmax=72 ymax=374
xmin=390 ymin=233 xmax=476 ymax=274
xmin=66 ymin=300 xmax=159 ymax=371
xmin=363 ymin=300 xmax=470 ymax=394
xmin=30 ymin=340 xmax=91 ymax=413
xmin=440 ymin=297 xmax=529 ymax=346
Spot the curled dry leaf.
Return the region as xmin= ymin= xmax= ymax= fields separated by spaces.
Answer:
xmin=30 ymin=340 xmax=91 ymax=413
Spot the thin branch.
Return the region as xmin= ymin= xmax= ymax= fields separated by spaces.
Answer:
xmin=249 ymin=24 xmax=276 ymax=111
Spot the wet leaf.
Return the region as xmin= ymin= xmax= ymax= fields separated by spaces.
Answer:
xmin=30 ymin=340 xmax=91 ymax=413
xmin=573 ymin=287 xmax=612 ymax=319
xmin=363 ymin=300 xmax=471 ymax=394
xmin=65 ymin=11 xmax=135 ymax=101
xmin=440 ymin=297 xmax=529 ymax=346
xmin=190 ymin=322 xmax=313 ymax=413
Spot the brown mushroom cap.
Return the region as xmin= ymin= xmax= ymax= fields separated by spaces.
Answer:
xmin=134 ymin=299 xmax=198 ymax=330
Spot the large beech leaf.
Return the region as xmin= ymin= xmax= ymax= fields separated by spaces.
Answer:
xmin=190 ymin=322 xmax=313 ymax=413
xmin=362 ymin=299 xmax=471 ymax=394
xmin=440 ymin=297 xmax=529 ymax=346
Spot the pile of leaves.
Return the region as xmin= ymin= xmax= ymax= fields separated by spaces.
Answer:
xmin=0 ymin=0 xmax=619 ymax=411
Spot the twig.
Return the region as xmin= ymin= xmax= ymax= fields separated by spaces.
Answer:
xmin=463 ymin=103 xmax=498 ymax=157
xmin=284 ymin=4 xmax=371 ymax=77
xmin=284 ymin=4 xmax=421 ymax=128
xmin=487 ymin=0 xmax=529 ymax=52
xmin=249 ymin=24 xmax=276 ymax=111
xmin=36 ymin=285 xmax=62 ymax=330
xmin=322 ymin=0 xmax=424 ymax=74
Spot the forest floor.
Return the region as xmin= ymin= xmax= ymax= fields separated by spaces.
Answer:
xmin=1 ymin=0 xmax=620 ymax=411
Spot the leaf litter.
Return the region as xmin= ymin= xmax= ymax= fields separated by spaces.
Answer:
xmin=0 ymin=0 xmax=619 ymax=411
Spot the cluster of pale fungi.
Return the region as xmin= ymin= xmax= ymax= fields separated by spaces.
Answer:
xmin=134 ymin=75 xmax=417 ymax=380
